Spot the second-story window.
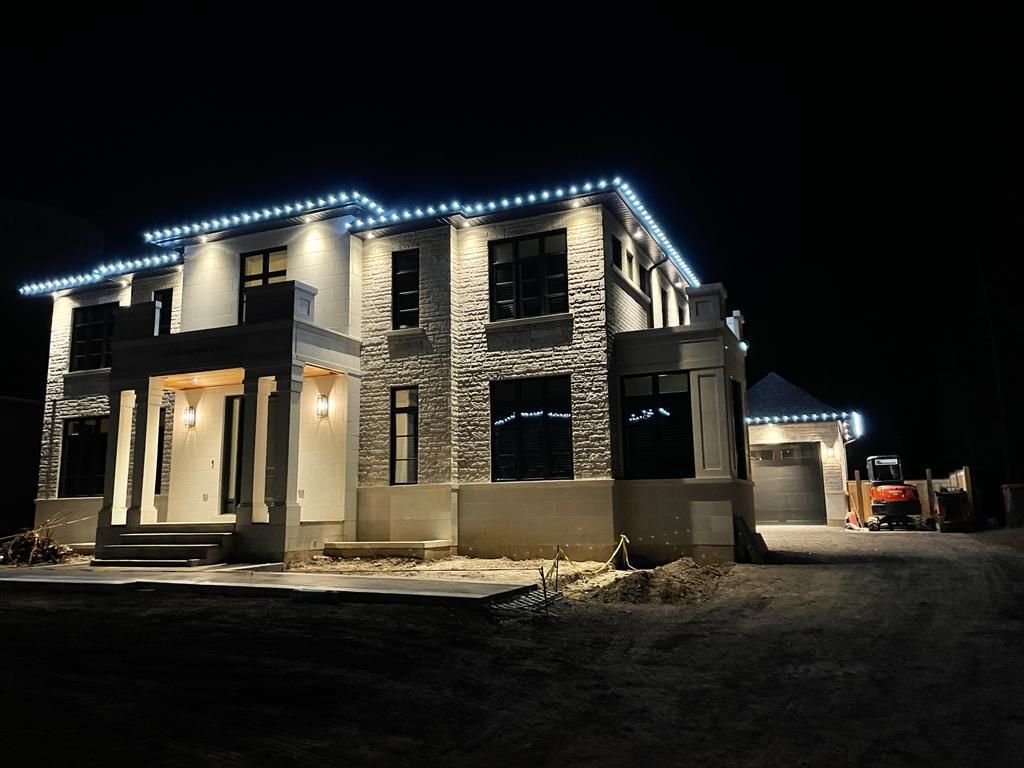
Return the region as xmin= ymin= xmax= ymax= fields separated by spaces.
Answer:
xmin=661 ymin=287 xmax=670 ymax=327
xmin=489 ymin=230 xmax=568 ymax=321
xmin=70 ymin=302 xmax=117 ymax=371
xmin=626 ymin=250 xmax=635 ymax=281
xmin=610 ymin=236 xmax=623 ymax=270
xmin=153 ymin=288 xmax=173 ymax=335
xmin=392 ymin=249 xmax=420 ymax=329
xmin=239 ymin=247 xmax=287 ymax=322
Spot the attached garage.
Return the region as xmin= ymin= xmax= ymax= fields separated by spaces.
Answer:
xmin=750 ymin=442 xmax=827 ymax=524
xmin=745 ymin=373 xmax=863 ymax=527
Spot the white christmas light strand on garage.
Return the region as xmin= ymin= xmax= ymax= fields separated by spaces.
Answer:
xmin=348 ymin=177 xmax=701 ymax=287
xmin=18 ymin=252 xmax=182 ymax=296
xmin=142 ymin=190 xmax=387 ymax=243
xmin=746 ymin=410 xmax=865 ymax=439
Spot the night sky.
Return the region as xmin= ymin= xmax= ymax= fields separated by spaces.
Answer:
xmin=1 ymin=12 xmax=1019 ymax=532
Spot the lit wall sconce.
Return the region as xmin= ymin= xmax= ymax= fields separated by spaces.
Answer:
xmin=826 ymin=446 xmax=835 ymax=458
xmin=316 ymin=394 xmax=329 ymax=420
xmin=183 ymin=405 xmax=197 ymax=429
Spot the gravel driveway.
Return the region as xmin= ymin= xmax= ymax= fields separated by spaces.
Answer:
xmin=2 ymin=526 xmax=1022 ymax=767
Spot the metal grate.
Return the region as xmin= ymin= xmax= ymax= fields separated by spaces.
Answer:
xmin=491 ymin=588 xmax=563 ymax=618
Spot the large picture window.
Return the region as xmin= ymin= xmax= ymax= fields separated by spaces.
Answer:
xmin=392 ymin=249 xmax=420 ymax=329
xmin=390 ymin=387 xmax=419 ymax=485
xmin=490 ymin=376 xmax=573 ymax=481
xmin=489 ymin=230 xmax=568 ymax=321
xmin=621 ymin=372 xmax=695 ymax=479
xmin=59 ymin=416 xmax=109 ymax=497
xmin=69 ymin=303 xmax=117 ymax=371
xmin=239 ymin=247 xmax=287 ymax=322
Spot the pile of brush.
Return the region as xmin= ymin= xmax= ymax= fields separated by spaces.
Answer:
xmin=0 ymin=508 xmax=85 ymax=566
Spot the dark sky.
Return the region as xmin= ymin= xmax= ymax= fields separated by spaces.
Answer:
xmin=1 ymin=10 xmax=1020 ymax=529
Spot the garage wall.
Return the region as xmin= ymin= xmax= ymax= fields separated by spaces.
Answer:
xmin=749 ymin=421 xmax=849 ymax=525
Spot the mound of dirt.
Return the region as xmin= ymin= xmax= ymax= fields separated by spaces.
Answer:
xmin=577 ymin=558 xmax=733 ymax=605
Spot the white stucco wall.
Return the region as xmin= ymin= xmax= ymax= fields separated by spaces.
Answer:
xmin=166 ymin=384 xmax=240 ymax=521
xmin=297 ymin=373 xmax=348 ymax=522
xmin=179 ymin=217 xmax=358 ymax=335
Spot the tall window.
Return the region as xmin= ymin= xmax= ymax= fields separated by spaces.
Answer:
xmin=621 ymin=373 xmax=695 ymax=479
xmin=239 ymin=247 xmax=287 ymax=322
xmin=153 ymin=288 xmax=173 ymax=335
xmin=626 ymin=250 xmax=635 ymax=281
xmin=610 ymin=236 xmax=623 ymax=270
xmin=490 ymin=376 xmax=573 ymax=481
xmin=390 ymin=387 xmax=419 ymax=485
xmin=70 ymin=302 xmax=117 ymax=371
xmin=59 ymin=416 xmax=108 ymax=497
xmin=676 ymin=294 xmax=687 ymax=326
xmin=489 ymin=230 xmax=568 ymax=320
xmin=391 ymin=249 xmax=420 ymax=329
xmin=638 ymin=268 xmax=649 ymax=296
xmin=661 ymin=287 xmax=670 ymax=327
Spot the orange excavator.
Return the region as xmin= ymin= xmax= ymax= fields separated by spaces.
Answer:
xmin=865 ymin=455 xmax=921 ymax=531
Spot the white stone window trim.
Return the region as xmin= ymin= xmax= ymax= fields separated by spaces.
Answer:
xmin=483 ymin=312 xmax=573 ymax=334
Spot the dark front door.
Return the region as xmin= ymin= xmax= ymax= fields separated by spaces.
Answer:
xmin=221 ymin=395 xmax=245 ymax=514
xmin=750 ymin=442 xmax=827 ymax=524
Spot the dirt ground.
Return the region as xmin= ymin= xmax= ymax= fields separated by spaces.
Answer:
xmin=2 ymin=526 xmax=1023 ymax=767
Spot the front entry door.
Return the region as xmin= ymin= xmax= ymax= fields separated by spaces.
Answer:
xmin=221 ymin=395 xmax=245 ymax=514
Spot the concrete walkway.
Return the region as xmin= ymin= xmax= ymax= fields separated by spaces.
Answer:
xmin=0 ymin=564 xmax=535 ymax=606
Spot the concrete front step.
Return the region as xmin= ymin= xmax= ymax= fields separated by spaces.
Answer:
xmin=323 ymin=540 xmax=454 ymax=561
xmin=91 ymin=558 xmax=203 ymax=568
xmin=119 ymin=532 xmax=235 ymax=546
xmin=132 ymin=522 xmax=235 ymax=534
xmin=101 ymin=544 xmax=224 ymax=562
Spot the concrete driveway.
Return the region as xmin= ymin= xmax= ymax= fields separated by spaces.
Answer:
xmin=1 ymin=525 xmax=1022 ymax=767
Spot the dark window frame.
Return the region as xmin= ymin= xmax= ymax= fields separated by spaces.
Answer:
xmin=153 ymin=288 xmax=173 ymax=335
xmin=59 ymin=415 xmax=109 ymax=497
xmin=390 ymin=386 xmax=419 ymax=485
xmin=626 ymin=250 xmax=635 ymax=280
xmin=239 ymin=246 xmax=287 ymax=322
xmin=391 ymin=249 xmax=420 ymax=329
xmin=621 ymin=372 xmax=696 ymax=479
xmin=488 ymin=229 xmax=569 ymax=321
xmin=661 ymin=287 xmax=670 ymax=327
xmin=69 ymin=302 xmax=117 ymax=372
xmin=490 ymin=375 xmax=574 ymax=482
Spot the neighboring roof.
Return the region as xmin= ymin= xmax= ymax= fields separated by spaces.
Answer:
xmin=746 ymin=372 xmax=838 ymax=419
xmin=18 ymin=176 xmax=701 ymax=297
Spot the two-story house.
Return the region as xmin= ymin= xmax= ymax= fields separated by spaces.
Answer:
xmin=21 ymin=177 xmax=754 ymax=566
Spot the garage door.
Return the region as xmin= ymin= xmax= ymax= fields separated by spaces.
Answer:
xmin=750 ymin=442 xmax=827 ymax=524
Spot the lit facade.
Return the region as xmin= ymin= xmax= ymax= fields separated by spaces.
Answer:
xmin=26 ymin=179 xmax=753 ymax=565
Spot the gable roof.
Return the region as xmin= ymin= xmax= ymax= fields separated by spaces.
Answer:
xmin=746 ymin=372 xmax=838 ymax=419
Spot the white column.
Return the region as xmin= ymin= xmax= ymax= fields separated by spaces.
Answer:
xmin=98 ymin=388 xmax=136 ymax=529
xmin=342 ymin=373 xmax=361 ymax=540
xmin=252 ymin=376 xmax=274 ymax=523
xmin=266 ymin=365 xmax=303 ymax=527
xmin=126 ymin=377 xmax=163 ymax=528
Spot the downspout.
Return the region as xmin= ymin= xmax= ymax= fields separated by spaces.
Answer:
xmin=641 ymin=254 xmax=669 ymax=328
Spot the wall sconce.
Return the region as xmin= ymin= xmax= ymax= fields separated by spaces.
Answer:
xmin=315 ymin=394 xmax=329 ymax=420
xmin=826 ymin=446 xmax=835 ymax=458
xmin=183 ymin=405 xmax=197 ymax=429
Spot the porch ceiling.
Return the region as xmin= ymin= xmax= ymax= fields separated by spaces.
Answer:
xmin=162 ymin=368 xmax=245 ymax=390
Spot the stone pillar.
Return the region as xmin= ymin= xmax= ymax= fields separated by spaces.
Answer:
xmin=126 ymin=377 xmax=163 ymax=528
xmin=97 ymin=387 xmax=136 ymax=529
xmin=252 ymin=376 xmax=274 ymax=524
xmin=685 ymin=282 xmax=728 ymax=325
xmin=266 ymin=364 xmax=303 ymax=527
